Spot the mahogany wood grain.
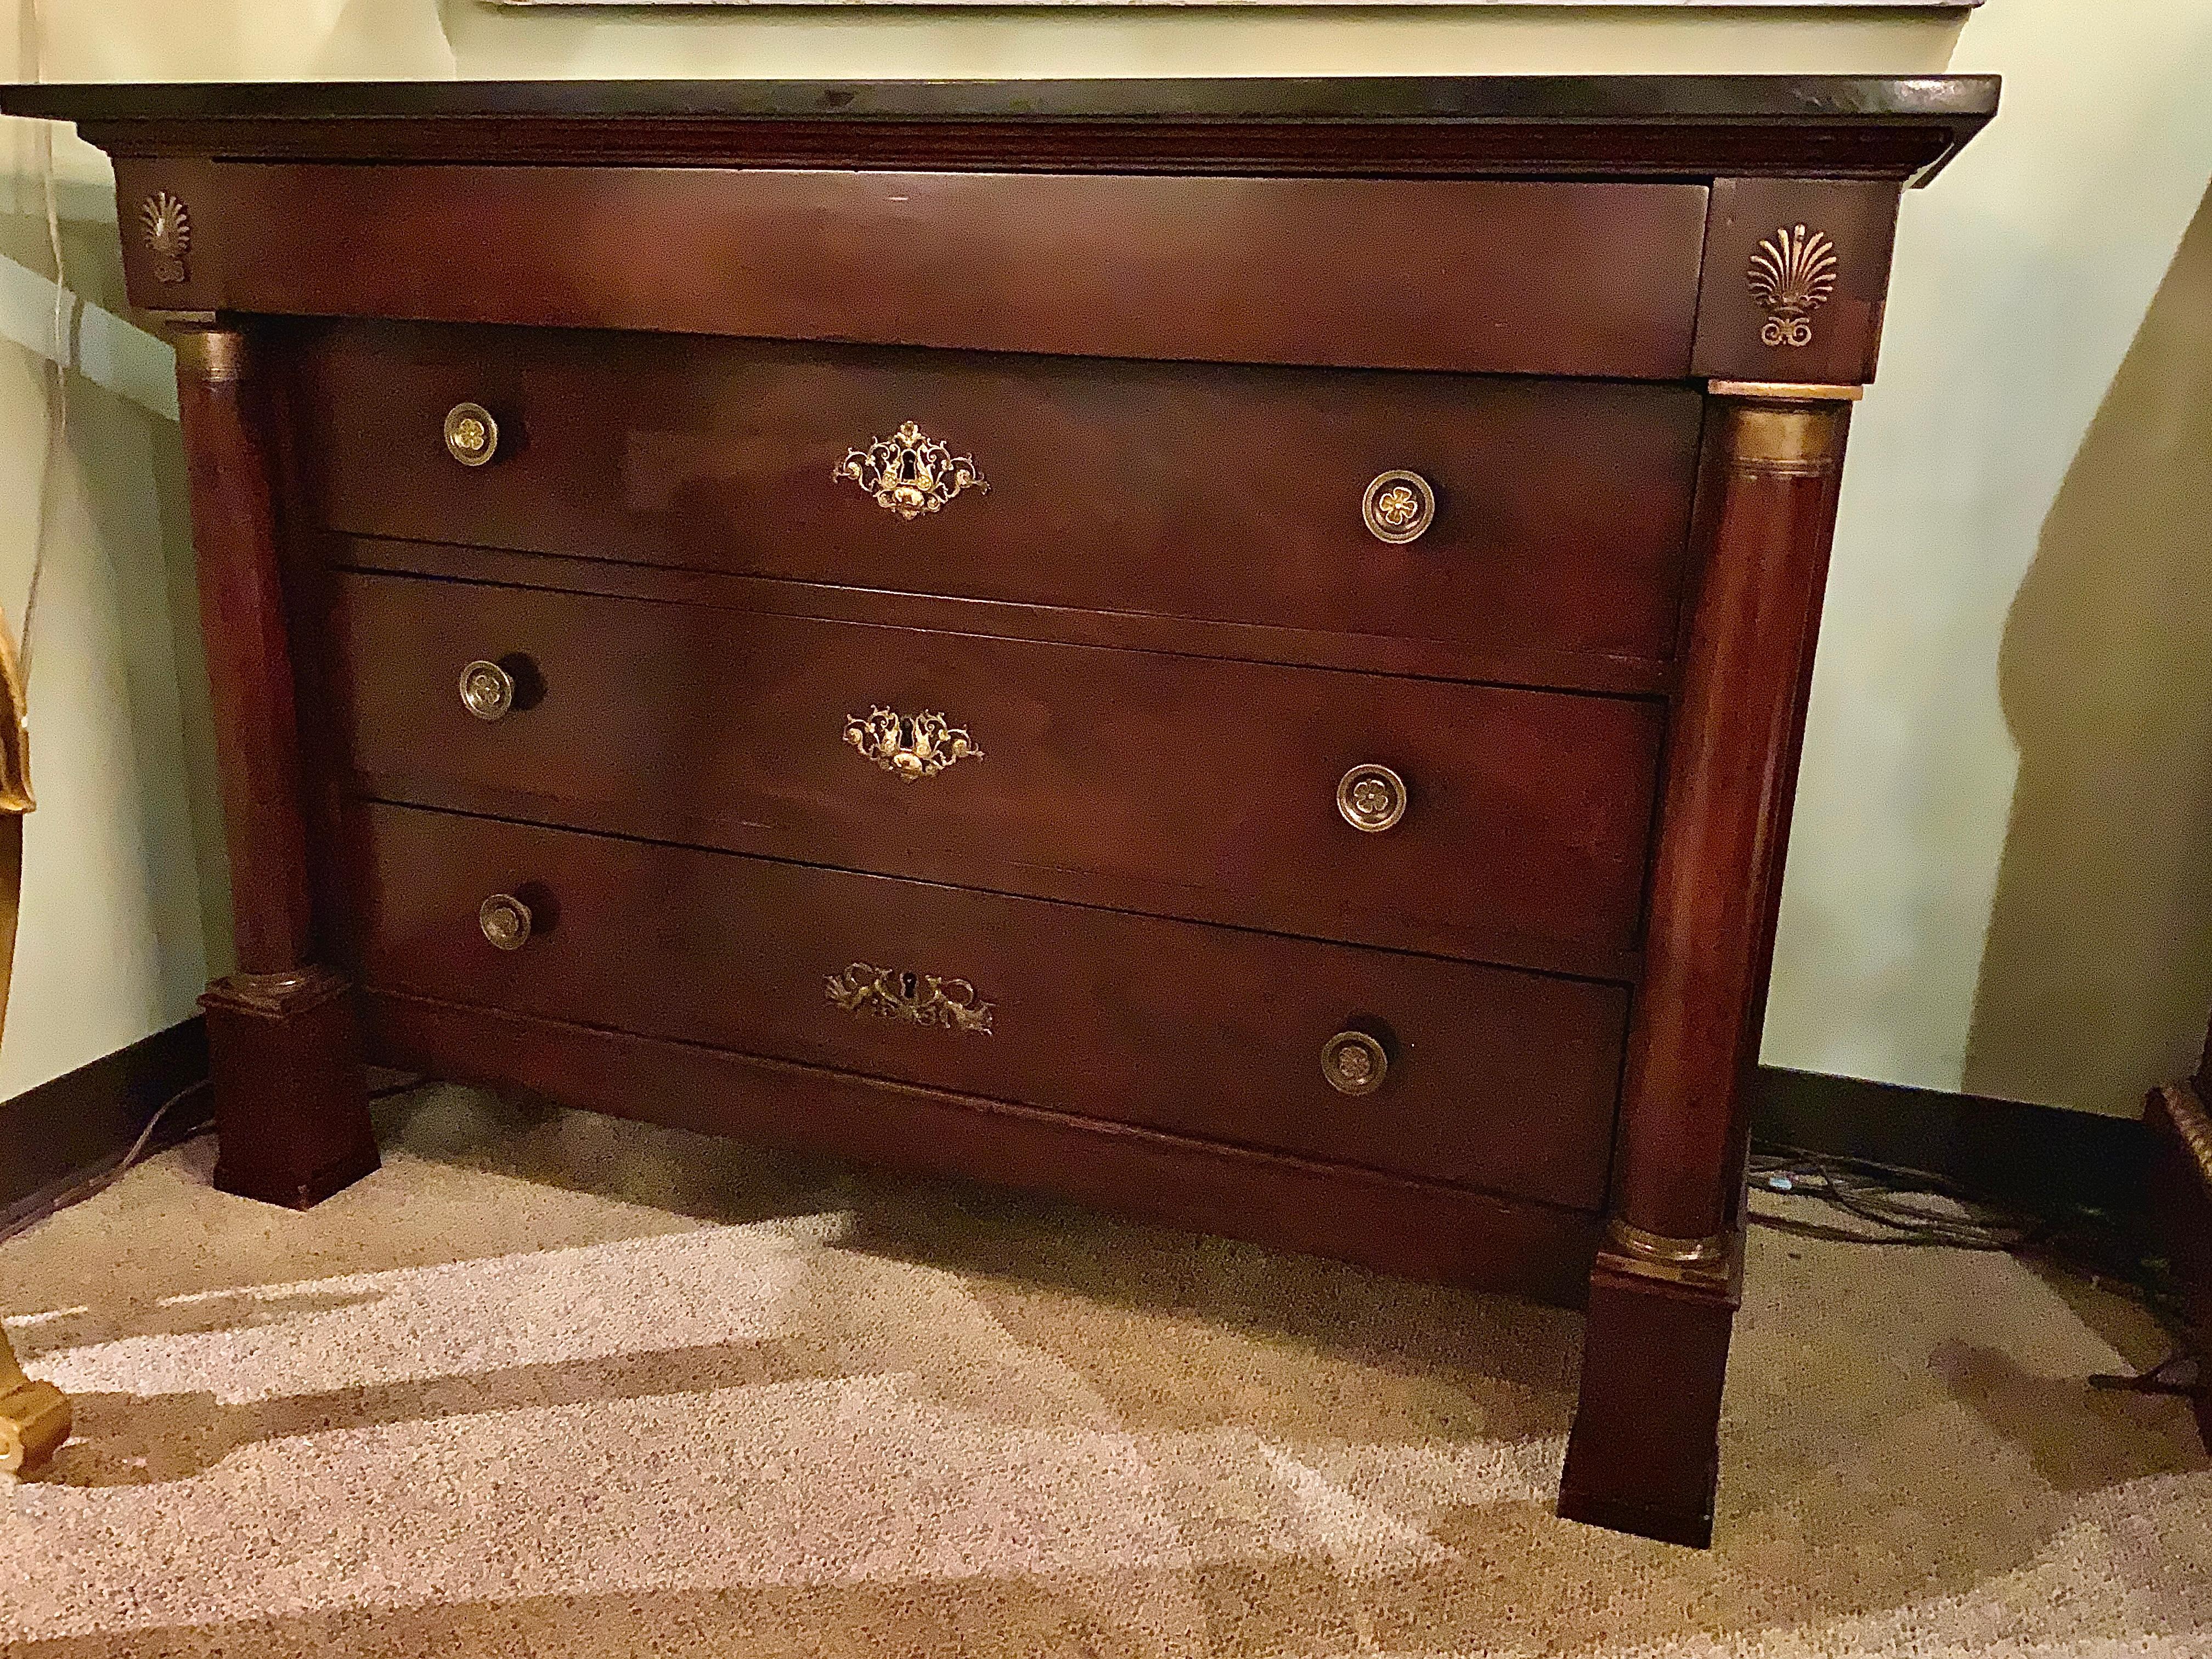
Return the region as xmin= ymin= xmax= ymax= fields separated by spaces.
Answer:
xmin=120 ymin=163 xmax=1707 ymax=378
xmin=346 ymin=802 xmax=1628 ymax=1211
xmin=1691 ymin=179 xmax=1905 ymax=386
xmin=1557 ymin=1249 xmax=1740 ymax=1547
xmin=322 ymin=571 xmax=1665 ymax=979
xmin=172 ymin=327 xmax=314 ymax=974
xmin=7 ymin=76 xmax=1996 ymax=182
xmin=200 ymin=968 xmax=379 ymax=1210
xmin=10 ymin=75 xmax=1999 ymax=1549
xmin=1562 ymin=392 xmax=1851 ymax=1549
xmin=337 ymin=538 xmax=1678 ymax=698
xmin=363 ymin=987 xmax=1606 ymax=1310
xmin=168 ymin=323 xmax=378 ymax=1207
xmin=1614 ymin=397 xmax=1851 ymax=1243
xmin=298 ymin=323 xmax=1702 ymax=681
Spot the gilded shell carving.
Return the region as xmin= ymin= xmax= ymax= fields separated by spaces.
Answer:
xmin=1746 ymin=223 xmax=1838 ymax=349
xmin=138 ymin=190 xmax=191 ymax=285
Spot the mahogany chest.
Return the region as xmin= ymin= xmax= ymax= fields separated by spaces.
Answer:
xmin=2 ymin=75 xmax=1995 ymax=1547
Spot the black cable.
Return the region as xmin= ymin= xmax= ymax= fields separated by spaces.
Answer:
xmin=1749 ymin=1146 xmax=2045 ymax=1250
xmin=1748 ymin=1142 xmax=2195 ymax=1344
xmin=2087 ymin=1351 xmax=2199 ymax=1398
xmin=63 ymin=1074 xmax=430 ymax=1212
xmin=96 ymin=1077 xmax=214 ymax=1193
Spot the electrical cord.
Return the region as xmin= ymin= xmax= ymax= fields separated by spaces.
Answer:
xmin=1750 ymin=1142 xmax=2199 ymax=1395
xmin=2087 ymin=1350 xmax=2200 ymax=1400
xmin=1749 ymin=1146 xmax=2047 ymax=1251
xmin=70 ymin=1073 xmax=431 ymax=1210
xmin=54 ymin=1076 xmax=215 ymax=1216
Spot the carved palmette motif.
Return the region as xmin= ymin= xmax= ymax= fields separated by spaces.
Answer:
xmin=826 ymin=963 xmax=995 ymax=1035
xmin=138 ymin=190 xmax=191 ymax=285
xmin=1746 ymin=223 xmax=1838 ymax=349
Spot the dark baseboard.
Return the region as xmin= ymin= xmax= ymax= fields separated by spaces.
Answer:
xmin=1752 ymin=1064 xmax=2150 ymax=1218
xmin=0 ymin=1016 xmax=210 ymax=1240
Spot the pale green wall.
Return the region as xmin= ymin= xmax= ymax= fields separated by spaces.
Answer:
xmin=22 ymin=2 xmax=1967 ymax=83
xmin=0 ymin=14 xmax=218 ymax=1104
xmin=1765 ymin=7 xmax=2212 ymax=1114
xmin=4 ymin=1 xmax=2210 ymax=1116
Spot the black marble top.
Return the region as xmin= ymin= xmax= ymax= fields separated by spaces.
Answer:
xmin=0 ymin=75 xmax=1997 ymax=127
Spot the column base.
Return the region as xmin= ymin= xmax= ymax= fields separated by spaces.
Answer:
xmin=1558 ymin=1228 xmax=1741 ymax=1549
xmin=201 ymin=966 xmax=379 ymax=1209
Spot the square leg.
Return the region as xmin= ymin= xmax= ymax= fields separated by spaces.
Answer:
xmin=1558 ymin=1250 xmax=1739 ymax=1549
xmin=202 ymin=966 xmax=379 ymax=1209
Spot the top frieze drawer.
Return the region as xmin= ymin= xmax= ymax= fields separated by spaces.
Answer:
xmin=117 ymin=162 xmax=1708 ymax=378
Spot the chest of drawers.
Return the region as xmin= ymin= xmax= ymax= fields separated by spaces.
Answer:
xmin=4 ymin=75 xmax=1994 ymax=1548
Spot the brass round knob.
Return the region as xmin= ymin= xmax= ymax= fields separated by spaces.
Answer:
xmin=458 ymin=659 xmax=516 ymax=721
xmin=1362 ymin=470 xmax=1435 ymax=545
xmin=1322 ymin=1030 xmax=1390 ymax=1097
xmin=478 ymin=893 xmax=533 ymax=951
xmin=1336 ymin=763 xmax=1408 ymax=833
xmin=444 ymin=401 xmax=499 ymax=467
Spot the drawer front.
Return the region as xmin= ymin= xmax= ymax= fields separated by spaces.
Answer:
xmin=348 ymin=803 xmax=1627 ymax=1211
xmin=300 ymin=325 xmax=1702 ymax=689
xmin=178 ymin=166 xmax=1707 ymax=377
xmin=328 ymin=572 xmax=1664 ymax=977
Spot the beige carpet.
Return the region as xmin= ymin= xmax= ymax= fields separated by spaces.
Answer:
xmin=1 ymin=1085 xmax=2206 ymax=1657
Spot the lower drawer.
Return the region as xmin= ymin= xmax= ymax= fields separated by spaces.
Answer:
xmin=326 ymin=569 xmax=1664 ymax=977
xmin=345 ymin=803 xmax=1626 ymax=1212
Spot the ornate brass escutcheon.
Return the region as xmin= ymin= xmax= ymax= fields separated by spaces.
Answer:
xmin=836 ymin=421 xmax=987 ymax=519
xmin=826 ymin=962 xmax=994 ymax=1035
xmin=844 ymin=706 xmax=982 ymax=781
xmin=458 ymin=659 xmax=516 ymax=721
xmin=1322 ymin=1029 xmax=1390 ymax=1097
xmin=478 ymin=893 xmax=534 ymax=951
xmin=444 ymin=401 xmax=499 ymax=466
xmin=1336 ymin=763 xmax=1408 ymax=833
xmin=1362 ymin=470 xmax=1436 ymax=545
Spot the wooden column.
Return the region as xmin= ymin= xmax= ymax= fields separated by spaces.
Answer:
xmin=171 ymin=321 xmax=379 ymax=1209
xmin=1560 ymin=383 xmax=1854 ymax=1547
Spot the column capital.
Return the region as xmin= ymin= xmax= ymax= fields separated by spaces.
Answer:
xmin=1706 ymin=380 xmax=1866 ymax=403
xmin=167 ymin=320 xmax=248 ymax=385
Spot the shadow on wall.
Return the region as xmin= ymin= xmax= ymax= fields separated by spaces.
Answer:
xmin=1968 ymin=179 xmax=2212 ymax=1114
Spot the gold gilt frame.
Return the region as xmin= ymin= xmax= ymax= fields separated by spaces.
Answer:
xmin=0 ymin=618 xmax=70 ymax=1480
xmin=488 ymin=1 xmax=1980 ymax=9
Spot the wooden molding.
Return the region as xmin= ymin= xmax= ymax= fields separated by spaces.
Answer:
xmin=0 ymin=76 xmax=1998 ymax=180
